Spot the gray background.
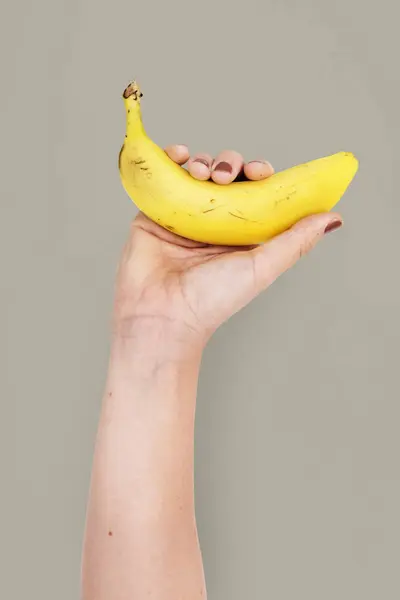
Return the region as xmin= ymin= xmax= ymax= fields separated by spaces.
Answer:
xmin=4 ymin=0 xmax=399 ymax=598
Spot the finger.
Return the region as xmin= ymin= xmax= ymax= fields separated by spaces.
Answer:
xmin=211 ymin=150 xmax=244 ymax=184
xmin=164 ymin=144 xmax=190 ymax=165
xmin=187 ymin=153 xmax=213 ymax=181
xmin=244 ymin=160 xmax=274 ymax=181
xmin=248 ymin=213 xmax=343 ymax=293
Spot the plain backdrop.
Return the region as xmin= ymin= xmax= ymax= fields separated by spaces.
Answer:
xmin=4 ymin=0 xmax=400 ymax=598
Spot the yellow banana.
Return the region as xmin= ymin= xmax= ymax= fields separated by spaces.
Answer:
xmin=119 ymin=81 xmax=359 ymax=246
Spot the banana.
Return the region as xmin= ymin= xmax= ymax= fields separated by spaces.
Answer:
xmin=119 ymin=81 xmax=359 ymax=246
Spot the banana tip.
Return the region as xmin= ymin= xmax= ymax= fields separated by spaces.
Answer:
xmin=339 ymin=151 xmax=359 ymax=173
xmin=343 ymin=150 xmax=358 ymax=163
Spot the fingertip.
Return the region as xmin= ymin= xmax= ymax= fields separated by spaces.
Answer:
xmin=164 ymin=144 xmax=190 ymax=165
xmin=188 ymin=161 xmax=211 ymax=181
xmin=292 ymin=212 xmax=343 ymax=234
xmin=244 ymin=160 xmax=274 ymax=181
xmin=188 ymin=154 xmax=213 ymax=181
xmin=211 ymin=151 xmax=244 ymax=184
xmin=211 ymin=166 xmax=235 ymax=185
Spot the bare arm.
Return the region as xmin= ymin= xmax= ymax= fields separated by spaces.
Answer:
xmin=81 ymin=145 xmax=342 ymax=600
xmin=82 ymin=323 xmax=206 ymax=599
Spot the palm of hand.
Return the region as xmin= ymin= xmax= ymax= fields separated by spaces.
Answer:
xmin=115 ymin=211 xmax=258 ymax=339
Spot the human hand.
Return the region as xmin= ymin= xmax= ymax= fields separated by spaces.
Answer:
xmin=113 ymin=146 xmax=342 ymax=347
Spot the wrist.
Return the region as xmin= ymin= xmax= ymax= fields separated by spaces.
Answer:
xmin=105 ymin=317 xmax=203 ymax=411
xmin=110 ymin=315 xmax=205 ymax=366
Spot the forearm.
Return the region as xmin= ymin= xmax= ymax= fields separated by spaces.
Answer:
xmin=81 ymin=322 xmax=206 ymax=600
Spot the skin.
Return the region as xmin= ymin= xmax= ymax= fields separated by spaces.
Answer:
xmin=81 ymin=146 xmax=343 ymax=600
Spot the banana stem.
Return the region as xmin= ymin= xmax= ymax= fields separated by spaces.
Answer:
xmin=123 ymin=81 xmax=145 ymax=139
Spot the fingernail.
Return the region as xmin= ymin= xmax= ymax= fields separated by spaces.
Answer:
xmin=248 ymin=160 xmax=274 ymax=172
xmin=251 ymin=159 xmax=273 ymax=168
xmin=324 ymin=220 xmax=343 ymax=234
xmin=193 ymin=158 xmax=210 ymax=168
xmin=213 ymin=161 xmax=232 ymax=173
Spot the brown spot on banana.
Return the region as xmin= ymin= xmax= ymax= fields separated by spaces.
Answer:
xmin=228 ymin=211 xmax=260 ymax=224
xmin=118 ymin=145 xmax=124 ymax=169
xmin=202 ymin=201 xmax=224 ymax=214
xmin=228 ymin=211 xmax=249 ymax=221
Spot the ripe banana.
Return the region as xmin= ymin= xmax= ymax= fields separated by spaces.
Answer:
xmin=119 ymin=81 xmax=358 ymax=246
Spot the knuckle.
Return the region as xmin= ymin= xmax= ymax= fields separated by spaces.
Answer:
xmin=297 ymin=236 xmax=316 ymax=260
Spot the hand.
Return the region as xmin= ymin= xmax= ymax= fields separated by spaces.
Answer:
xmin=113 ymin=146 xmax=342 ymax=346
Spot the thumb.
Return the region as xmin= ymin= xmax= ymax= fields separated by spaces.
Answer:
xmin=248 ymin=213 xmax=343 ymax=293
